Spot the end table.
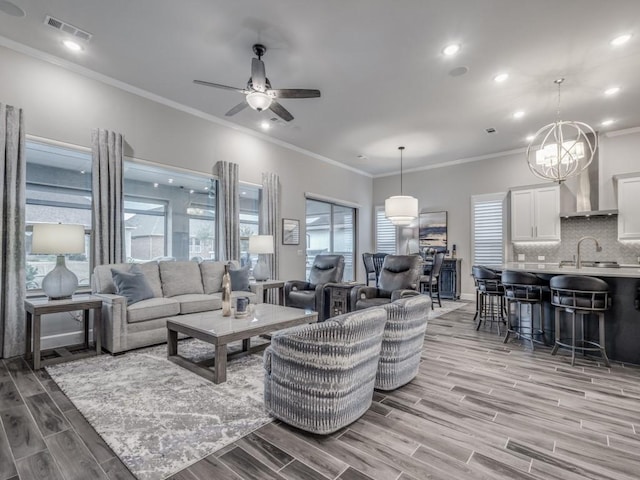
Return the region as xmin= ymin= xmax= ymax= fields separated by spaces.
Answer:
xmin=250 ymin=279 xmax=285 ymax=305
xmin=25 ymin=295 xmax=103 ymax=369
xmin=323 ymin=282 xmax=364 ymax=321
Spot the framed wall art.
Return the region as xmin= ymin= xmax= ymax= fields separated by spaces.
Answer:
xmin=419 ymin=211 xmax=448 ymax=253
xmin=282 ymin=218 xmax=300 ymax=245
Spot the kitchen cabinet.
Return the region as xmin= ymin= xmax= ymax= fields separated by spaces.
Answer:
xmin=510 ymin=185 xmax=560 ymax=241
xmin=617 ymin=174 xmax=640 ymax=240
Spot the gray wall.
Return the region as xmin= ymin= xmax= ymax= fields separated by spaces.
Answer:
xmin=0 ymin=45 xmax=374 ymax=284
xmin=373 ymin=132 xmax=640 ymax=296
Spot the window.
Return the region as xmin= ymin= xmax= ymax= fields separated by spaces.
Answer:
xmin=25 ymin=141 xmax=92 ymax=291
xmin=239 ymin=185 xmax=261 ymax=267
xmin=306 ymin=198 xmax=356 ymax=281
xmin=471 ymin=193 xmax=506 ymax=265
xmin=124 ymin=161 xmax=216 ymax=261
xmin=374 ymin=206 xmax=397 ymax=254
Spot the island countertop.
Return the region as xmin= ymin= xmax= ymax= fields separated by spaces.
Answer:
xmin=497 ymin=262 xmax=640 ymax=279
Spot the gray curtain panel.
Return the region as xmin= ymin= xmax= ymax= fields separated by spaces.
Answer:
xmin=260 ymin=172 xmax=280 ymax=299
xmin=92 ymin=129 xmax=125 ymax=266
xmin=215 ymin=161 xmax=240 ymax=261
xmin=0 ymin=104 xmax=26 ymax=358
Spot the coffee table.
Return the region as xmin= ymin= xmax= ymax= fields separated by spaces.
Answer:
xmin=167 ymin=303 xmax=318 ymax=383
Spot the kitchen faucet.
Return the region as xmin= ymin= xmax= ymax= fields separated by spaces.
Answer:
xmin=576 ymin=236 xmax=602 ymax=269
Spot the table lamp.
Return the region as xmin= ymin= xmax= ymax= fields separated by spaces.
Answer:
xmin=249 ymin=234 xmax=274 ymax=281
xmin=31 ymin=223 xmax=85 ymax=300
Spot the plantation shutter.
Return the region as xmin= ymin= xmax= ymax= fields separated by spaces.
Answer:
xmin=375 ymin=206 xmax=396 ymax=254
xmin=472 ymin=193 xmax=505 ymax=265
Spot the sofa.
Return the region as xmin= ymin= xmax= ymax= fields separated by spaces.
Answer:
xmin=92 ymin=260 xmax=263 ymax=354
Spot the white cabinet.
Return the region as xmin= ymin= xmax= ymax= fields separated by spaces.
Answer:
xmin=510 ymin=186 xmax=560 ymax=241
xmin=617 ymin=175 xmax=640 ymax=240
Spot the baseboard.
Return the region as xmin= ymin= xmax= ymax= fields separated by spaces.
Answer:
xmin=41 ymin=330 xmax=94 ymax=350
xmin=460 ymin=293 xmax=475 ymax=301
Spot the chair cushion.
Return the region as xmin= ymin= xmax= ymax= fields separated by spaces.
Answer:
xmin=127 ymin=297 xmax=180 ymax=323
xmin=355 ymin=297 xmax=392 ymax=309
xmin=172 ymin=294 xmax=222 ymax=314
xmin=287 ymin=289 xmax=316 ymax=310
xmin=200 ymin=261 xmax=226 ymax=294
xmin=230 ymin=265 xmax=251 ymax=292
xmin=552 ymin=295 xmax=607 ymax=309
xmin=160 ymin=261 xmax=204 ymax=297
xmin=111 ymin=266 xmax=155 ymax=305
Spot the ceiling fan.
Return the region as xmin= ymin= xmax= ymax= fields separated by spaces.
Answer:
xmin=193 ymin=44 xmax=321 ymax=122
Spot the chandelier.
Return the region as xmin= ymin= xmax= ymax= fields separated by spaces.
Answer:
xmin=526 ymin=78 xmax=597 ymax=183
xmin=385 ymin=146 xmax=418 ymax=226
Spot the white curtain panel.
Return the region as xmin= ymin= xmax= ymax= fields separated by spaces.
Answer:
xmin=91 ymin=129 xmax=125 ymax=266
xmin=0 ymin=104 xmax=26 ymax=358
xmin=215 ymin=161 xmax=240 ymax=261
xmin=260 ymin=172 xmax=280 ymax=295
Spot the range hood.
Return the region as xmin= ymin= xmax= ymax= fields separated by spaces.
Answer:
xmin=560 ymin=209 xmax=618 ymax=218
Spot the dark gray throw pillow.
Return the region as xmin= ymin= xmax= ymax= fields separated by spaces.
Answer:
xmin=229 ymin=265 xmax=251 ymax=292
xmin=111 ymin=265 xmax=155 ymax=305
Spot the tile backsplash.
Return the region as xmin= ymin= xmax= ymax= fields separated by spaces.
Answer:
xmin=512 ymin=216 xmax=640 ymax=265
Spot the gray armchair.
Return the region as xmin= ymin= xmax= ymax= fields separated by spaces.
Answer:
xmin=377 ymin=295 xmax=431 ymax=390
xmin=284 ymin=255 xmax=345 ymax=319
xmin=263 ymin=306 xmax=387 ymax=434
xmin=351 ymin=255 xmax=422 ymax=310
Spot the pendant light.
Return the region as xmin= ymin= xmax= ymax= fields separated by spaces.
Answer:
xmin=526 ymin=78 xmax=597 ymax=183
xmin=385 ymin=146 xmax=418 ymax=226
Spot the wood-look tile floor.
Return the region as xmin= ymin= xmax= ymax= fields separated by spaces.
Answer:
xmin=4 ymin=302 xmax=640 ymax=480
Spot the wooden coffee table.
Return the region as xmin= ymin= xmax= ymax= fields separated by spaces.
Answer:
xmin=167 ymin=303 xmax=318 ymax=383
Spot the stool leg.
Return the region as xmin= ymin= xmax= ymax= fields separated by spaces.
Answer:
xmin=599 ymin=313 xmax=611 ymax=368
xmin=539 ymin=302 xmax=546 ymax=346
xmin=503 ymin=299 xmax=512 ymax=344
xmin=551 ymin=308 xmax=560 ymax=356
xmin=475 ymin=293 xmax=483 ymax=330
xmin=571 ymin=311 xmax=577 ymax=367
xmin=473 ymin=290 xmax=479 ymax=322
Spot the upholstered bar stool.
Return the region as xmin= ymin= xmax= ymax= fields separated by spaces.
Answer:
xmin=549 ymin=275 xmax=611 ymax=367
xmin=472 ymin=266 xmax=506 ymax=334
xmin=501 ymin=270 xmax=546 ymax=349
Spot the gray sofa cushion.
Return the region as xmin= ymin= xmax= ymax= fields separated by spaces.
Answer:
xmin=111 ymin=266 xmax=155 ymax=305
xmin=172 ymin=294 xmax=222 ymax=314
xmin=127 ymin=297 xmax=180 ymax=323
xmin=209 ymin=291 xmax=258 ymax=303
xmin=200 ymin=261 xmax=225 ymax=294
xmin=230 ymin=265 xmax=251 ymax=292
xmin=160 ymin=261 xmax=204 ymax=297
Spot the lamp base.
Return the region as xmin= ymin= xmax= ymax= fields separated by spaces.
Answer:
xmin=41 ymin=255 xmax=79 ymax=300
xmin=253 ymin=259 xmax=270 ymax=282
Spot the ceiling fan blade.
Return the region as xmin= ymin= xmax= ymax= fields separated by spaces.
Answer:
xmin=269 ymin=100 xmax=294 ymax=122
xmin=225 ymin=101 xmax=248 ymax=117
xmin=269 ymin=89 xmax=321 ymax=99
xmin=251 ymin=58 xmax=267 ymax=92
xmin=193 ymin=80 xmax=246 ymax=94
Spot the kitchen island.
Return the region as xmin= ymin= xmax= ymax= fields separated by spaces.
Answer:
xmin=493 ymin=263 xmax=640 ymax=365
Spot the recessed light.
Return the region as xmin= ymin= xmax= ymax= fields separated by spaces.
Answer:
xmin=601 ymin=119 xmax=615 ymax=126
xmin=513 ymin=111 xmax=525 ymax=119
xmin=611 ymin=34 xmax=632 ymax=46
xmin=442 ymin=44 xmax=460 ymax=56
xmin=604 ymin=86 xmax=621 ymax=96
xmin=494 ymin=73 xmax=509 ymax=83
xmin=153 ymin=182 xmax=159 ymax=188
xmin=63 ymin=40 xmax=82 ymax=52
xmin=260 ymin=121 xmax=270 ymax=130
xmin=241 ymin=191 xmax=247 ymax=195
xmin=79 ymin=170 xmax=85 ymax=174
xmin=168 ymin=178 xmax=174 ymax=184
xmin=0 ymin=0 xmax=26 ymax=17
xmin=526 ymin=135 xmax=535 ymax=142
xmin=189 ymin=189 xmax=194 ymax=194
xmin=204 ymin=186 xmax=209 ymax=191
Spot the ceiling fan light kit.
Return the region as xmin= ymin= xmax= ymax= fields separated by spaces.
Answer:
xmin=385 ymin=146 xmax=419 ymax=226
xmin=193 ymin=44 xmax=320 ymax=122
xmin=526 ymin=78 xmax=597 ymax=183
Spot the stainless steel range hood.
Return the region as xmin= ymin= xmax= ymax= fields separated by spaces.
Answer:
xmin=560 ymin=209 xmax=618 ymax=218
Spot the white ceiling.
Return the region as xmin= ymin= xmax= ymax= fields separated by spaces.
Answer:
xmin=2 ymin=0 xmax=640 ymax=176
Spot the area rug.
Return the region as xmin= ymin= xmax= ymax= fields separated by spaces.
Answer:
xmin=46 ymin=339 xmax=271 ymax=480
xmin=428 ymin=299 xmax=467 ymax=319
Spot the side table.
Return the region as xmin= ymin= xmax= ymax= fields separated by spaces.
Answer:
xmin=251 ymin=279 xmax=285 ymax=305
xmin=25 ymin=296 xmax=103 ymax=369
xmin=323 ymin=282 xmax=364 ymax=321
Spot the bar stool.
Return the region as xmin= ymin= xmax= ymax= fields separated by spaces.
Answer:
xmin=501 ymin=270 xmax=547 ymax=350
xmin=549 ymin=275 xmax=611 ymax=367
xmin=472 ymin=266 xmax=506 ymax=334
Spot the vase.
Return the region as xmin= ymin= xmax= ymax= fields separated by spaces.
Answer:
xmin=221 ymin=263 xmax=232 ymax=317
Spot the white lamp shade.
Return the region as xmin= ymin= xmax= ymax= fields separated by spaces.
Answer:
xmin=31 ymin=223 xmax=85 ymax=255
xmin=249 ymin=235 xmax=274 ymax=254
xmin=385 ymin=195 xmax=419 ymax=226
xmin=246 ymin=92 xmax=272 ymax=111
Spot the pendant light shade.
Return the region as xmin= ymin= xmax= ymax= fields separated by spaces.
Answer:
xmin=385 ymin=146 xmax=418 ymax=226
xmin=246 ymin=91 xmax=272 ymax=111
xmin=526 ymin=79 xmax=597 ymax=183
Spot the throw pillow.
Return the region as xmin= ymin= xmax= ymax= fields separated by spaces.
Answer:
xmin=111 ymin=265 xmax=155 ymax=305
xmin=229 ymin=265 xmax=251 ymax=292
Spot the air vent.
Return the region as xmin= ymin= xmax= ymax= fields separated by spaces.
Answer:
xmin=485 ymin=127 xmax=497 ymax=134
xmin=44 ymin=15 xmax=93 ymax=42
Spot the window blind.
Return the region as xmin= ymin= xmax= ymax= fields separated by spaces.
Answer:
xmin=472 ymin=194 xmax=505 ymax=265
xmin=375 ymin=206 xmax=397 ymax=254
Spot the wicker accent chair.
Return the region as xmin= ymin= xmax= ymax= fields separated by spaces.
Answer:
xmin=377 ymin=294 xmax=431 ymax=391
xmin=263 ymin=306 xmax=387 ymax=434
